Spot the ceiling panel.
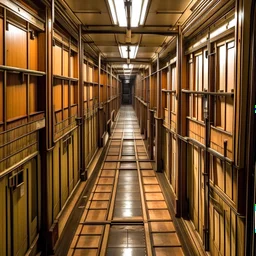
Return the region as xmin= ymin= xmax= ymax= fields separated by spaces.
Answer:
xmin=149 ymin=0 xmax=190 ymax=11
xmin=145 ymin=13 xmax=181 ymax=26
xmin=76 ymin=13 xmax=111 ymax=25
xmin=140 ymin=35 xmax=165 ymax=45
xmin=65 ymin=0 xmax=108 ymax=11
xmin=116 ymin=34 xmax=141 ymax=45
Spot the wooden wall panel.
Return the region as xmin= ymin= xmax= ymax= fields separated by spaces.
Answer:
xmin=53 ymin=45 xmax=62 ymax=75
xmin=0 ymin=73 xmax=3 ymax=122
xmin=53 ymin=81 xmax=62 ymax=111
xmin=63 ymin=50 xmax=69 ymax=77
xmin=0 ymin=18 xmax=3 ymax=65
xmin=73 ymin=130 xmax=79 ymax=184
xmin=217 ymin=45 xmax=226 ymax=128
xmin=210 ymin=128 xmax=233 ymax=159
xmin=6 ymin=24 xmax=27 ymax=68
xmin=29 ymin=35 xmax=38 ymax=70
xmin=88 ymin=66 xmax=93 ymax=82
xmin=70 ymin=83 xmax=78 ymax=105
xmin=70 ymin=53 xmax=78 ymax=78
xmin=7 ymin=75 xmax=27 ymax=120
xmin=83 ymin=63 xmax=87 ymax=82
xmin=196 ymin=55 xmax=203 ymax=120
xmin=38 ymin=33 xmax=46 ymax=72
xmin=29 ymin=76 xmax=37 ymax=114
xmin=0 ymin=178 xmax=6 ymax=256
xmin=64 ymin=82 xmax=69 ymax=108
xmin=90 ymin=85 xmax=93 ymax=100
xmin=53 ymin=145 xmax=60 ymax=219
xmin=171 ymin=66 xmax=176 ymax=112
xmin=61 ymin=147 xmax=68 ymax=207
xmin=226 ymin=44 xmax=235 ymax=133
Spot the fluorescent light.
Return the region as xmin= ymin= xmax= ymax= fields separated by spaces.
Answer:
xmin=114 ymin=0 xmax=127 ymax=27
xmin=120 ymin=45 xmax=138 ymax=59
xmin=131 ymin=0 xmax=143 ymax=27
xmin=140 ymin=0 xmax=149 ymax=25
xmin=129 ymin=45 xmax=139 ymax=59
xmin=123 ymin=64 xmax=133 ymax=69
xmin=119 ymin=46 xmax=128 ymax=58
xmin=108 ymin=0 xmax=117 ymax=24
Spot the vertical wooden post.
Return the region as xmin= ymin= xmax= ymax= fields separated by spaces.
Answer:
xmin=98 ymin=54 xmax=103 ymax=147
xmin=78 ymin=25 xmax=85 ymax=180
xmin=155 ymin=53 xmax=162 ymax=172
xmin=3 ymin=8 xmax=7 ymax=131
xmin=40 ymin=3 xmax=54 ymax=254
xmin=176 ymin=26 xmax=187 ymax=217
xmin=148 ymin=65 xmax=154 ymax=160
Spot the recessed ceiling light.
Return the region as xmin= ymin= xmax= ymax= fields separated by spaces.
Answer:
xmin=131 ymin=0 xmax=143 ymax=27
xmin=140 ymin=0 xmax=149 ymax=25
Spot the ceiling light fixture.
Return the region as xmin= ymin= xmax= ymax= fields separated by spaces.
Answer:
xmin=119 ymin=45 xmax=139 ymax=59
xmin=123 ymin=64 xmax=134 ymax=69
xmin=119 ymin=46 xmax=128 ymax=58
xmin=108 ymin=0 xmax=149 ymax=27
xmin=108 ymin=0 xmax=127 ymax=27
xmin=129 ymin=45 xmax=139 ymax=59
xmin=131 ymin=0 xmax=142 ymax=27
xmin=140 ymin=0 xmax=149 ymax=25
xmin=108 ymin=0 xmax=117 ymax=24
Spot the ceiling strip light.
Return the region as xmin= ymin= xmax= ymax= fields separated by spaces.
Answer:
xmin=108 ymin=0 xmax=117 ymax=24
xmin=140 ymin=0 xmax=149 ymax=25
xmin=114 ymin=0 xmax=127 ymax=27
xmin=119 ymin=46 xmax=128 ymax=58
xmin=129 ymin=45 xmax=139 ymax=59
xmin=131 ymin=0 xmax=143 ymax=27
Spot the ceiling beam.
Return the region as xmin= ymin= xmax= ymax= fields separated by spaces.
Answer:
xmin=105 ymin=58 xmax=151 ymax=64
xmin=82 ymin=27 xmax=179 ymax=36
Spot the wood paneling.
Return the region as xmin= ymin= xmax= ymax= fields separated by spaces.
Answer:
xmin=64 ymin=82 xmax=69 ymax=108
xmin=0 ymin=18 xmax=3 ymax=65
xmin=71 ymin=83 xmax=78 ymax=105
xmin=6 ymin=24 xmax=27 ymax=68
xmin=53 ymin=80 xmax=62 ymax=111
xmin=29 ymin=76 xmax=38 ymax=114
xmin=53 ymin=44 xmax=62 ymax=75
xmin=0 ymin=73 xmax=3 ymax=122
xmin=7 ymin=74 xmax=27 ymax=120
xmin=29 ymin=35 xmax=38 ymax=70
xmin=63 ymin=49 xmax=69 ymax=77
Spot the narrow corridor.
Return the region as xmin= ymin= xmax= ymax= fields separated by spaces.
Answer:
xmin=67 ymin=106 xmax=184 ymax=256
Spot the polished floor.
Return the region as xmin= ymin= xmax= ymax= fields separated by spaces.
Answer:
xmin=67 ymin=106 xmax=184 ymax=256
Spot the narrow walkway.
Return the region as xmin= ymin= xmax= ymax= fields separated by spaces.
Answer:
xmin=67 ymin=106 xmax=184 ymax=256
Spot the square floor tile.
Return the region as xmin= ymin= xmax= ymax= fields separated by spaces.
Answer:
xmin=73 ymin=249 xmax=97 ymax=256
xmin=152 ymin=233 xmax=181 ymax=246
xmin=142 ymin=177 xmax=158 ymax=184
xmin=81 ymin=225 xmax=104 ymax=235
xmin=154 ymin=247 xmax=184 ymax=256
xmin=145 ymin=193 xmax=164 ymax=201
xmin=76 ymin=235 xmax=100 ymax=248
xmin=95 ymin=185 xmax=113 ymax=193
xmin=89 ymin=201 xmax=109 ymax=209
xmin=98 ymin=178 xmax=114 ymax=185
xmin=146 ymin=201 xmax=167 ymax=209
xmin=150 ymin=221 xmax=175 ymax=232
xmin=86 ymin=209 xmax=107 ymax=221
xmin=148 ymin=209 xmax=171 ymax=220
xmin=92 ymin=192 xmax=111 ymax=200
xmin=144 ymin=185 xmax=161 ymax=192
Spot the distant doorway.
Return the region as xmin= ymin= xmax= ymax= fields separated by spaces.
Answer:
xmin=122 ymin=82 xmax=132 ymax=104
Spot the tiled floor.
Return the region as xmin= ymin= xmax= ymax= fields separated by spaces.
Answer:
xmin=67 ymin=106 xmax=184 ymax=256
